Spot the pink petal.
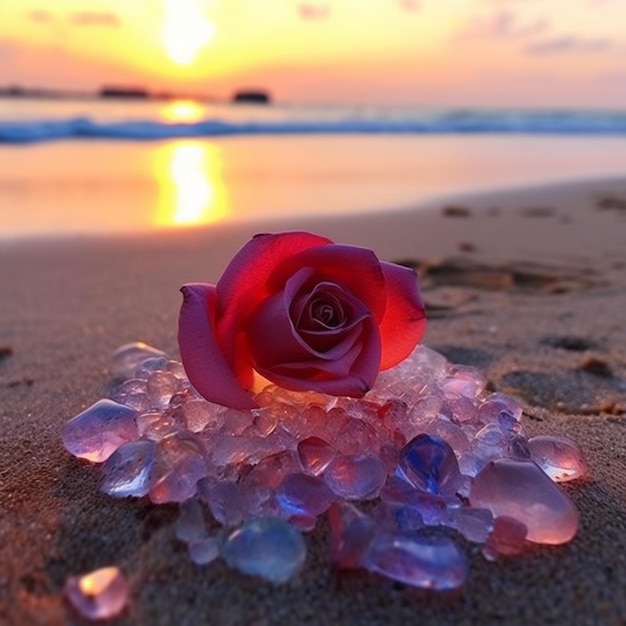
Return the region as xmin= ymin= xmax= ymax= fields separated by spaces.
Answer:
xmin=378 ymin=262 xmax=427 ymax=370
xmin=215 ymin=232 xmax=332 ymax=371
xmin=248 ymin=270 xmax=372 ymax=368
xmin=268 ymin=244 xmax=387 ymax=323
xmin=178 ymin=283 xmax=257 ymax=409
xmin=258 ymin=317 xmax=381 ymax=397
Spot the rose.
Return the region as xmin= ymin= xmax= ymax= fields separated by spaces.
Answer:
xmin=178 ymin=231 xmax=426 ymax=409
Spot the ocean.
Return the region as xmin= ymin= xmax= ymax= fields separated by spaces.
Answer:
xmin=1 ymin=98 xmax=626 ymax=239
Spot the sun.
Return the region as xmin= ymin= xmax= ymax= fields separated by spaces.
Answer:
xmin=163 ymin=0 xmax=216 ymax=65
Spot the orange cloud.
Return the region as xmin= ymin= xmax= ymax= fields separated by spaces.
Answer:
xmin=298 ymin=4 xmax=331 ymax=20
xmin=27 ymin=10 xmax=53 ymax=24
xmin=69 ymin=12 xmax=121 ymax=27
xmin=525 ymin=35 xmax=613 ymax=55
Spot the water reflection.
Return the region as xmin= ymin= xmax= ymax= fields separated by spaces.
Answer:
xmin=154 ymin=141 xmax=229 ymax=229
xmin=159 ymin=100 xmax=207 ymax=123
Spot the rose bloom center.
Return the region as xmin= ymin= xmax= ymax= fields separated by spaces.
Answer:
xmin=309 ymin=294 xmax=345 ymax=329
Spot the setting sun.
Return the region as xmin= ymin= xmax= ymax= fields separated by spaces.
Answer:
xmin=163 ymin=0 xmax=216 ymax=66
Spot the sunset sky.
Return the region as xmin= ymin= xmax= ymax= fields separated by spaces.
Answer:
xmin=1 ymin=0 xmax=625 ymax=107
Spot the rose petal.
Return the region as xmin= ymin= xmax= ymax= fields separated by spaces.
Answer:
xmin=248 ymin=269 xmax=373 ymax=365
xmin=378 ymin=262 xmax=427 ymax=370
xmin=295 ymin=282 xmax=355 ymax=332
xmin=248 ymin=285 xmax=369 ymax=368
xmin=268 ymin=244 xmax=387 ymax=323
xmin=215 ymin=232 xmax=332 ymax=371
xmin=257 ymin=316 xmax=381 ymax=397
xmin=178 ymin=283 xmax=257 ymax=410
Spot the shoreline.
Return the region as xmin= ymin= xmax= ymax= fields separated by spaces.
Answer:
xmin=1 ymin=174 xmax=625 ymax=625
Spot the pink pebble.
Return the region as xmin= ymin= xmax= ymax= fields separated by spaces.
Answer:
xmin=482 ymin=516 xmax=528 ymax=561
xmin=324 ymin=454 xmax=387 ymax=500
xmin=328 ymin=501 xmax=377 ymax=570
xmin=470 ymin=459 xmax=579 ymax=545
xmin=527 ymin=435 xmax=588 ymax=482
xmin=64 ymin=566 xmax=128 ymax=621
xmin=297 ymin=437 xmax=337 ymax=476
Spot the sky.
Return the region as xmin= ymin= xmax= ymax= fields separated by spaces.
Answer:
xmin=0 ymin=0 xmax=625 ymax=107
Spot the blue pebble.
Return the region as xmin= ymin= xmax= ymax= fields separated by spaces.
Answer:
xmin=221 ymin=518 xmax=306 ymax=583
xmin=396 ymin=433 xmax=463 ymax=497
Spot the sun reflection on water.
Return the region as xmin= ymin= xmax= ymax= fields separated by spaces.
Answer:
xmin=154 ymin=141 xmax=229 ymax=229
xmin=159 ymin=100 xmax=206 ymax=123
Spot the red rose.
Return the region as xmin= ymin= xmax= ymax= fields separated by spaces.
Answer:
xmin=178 ymin=232 xmax=426 ymax=409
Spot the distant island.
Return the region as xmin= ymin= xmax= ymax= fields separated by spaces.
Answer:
xmin=0 ymin=83 xmax=273 ymax=105
xmin=99 ymin=86 xmax=150 ymax=99
xmin=232 ymin=89 xmax=271 ymax=105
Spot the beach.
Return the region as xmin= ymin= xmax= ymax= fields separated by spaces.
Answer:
xmin=1 ymin=174 xmax=625 ymax=625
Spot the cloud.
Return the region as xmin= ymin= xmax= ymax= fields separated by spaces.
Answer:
xmin=459 ymin=9 xmax=548 ymax=40
xmin=27 ymin=9 xmax=53 ymax=24
xmin=298 ymin=4 xmax=331 ymax=20
xmin=69 ymin=12 xmax=121 ymax=27
xmin=525 ymin=35 xmax=612 ymax=55
xmin=398 ymin=0 xmax=420 ymax=11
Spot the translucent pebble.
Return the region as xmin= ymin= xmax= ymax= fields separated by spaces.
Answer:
xmin=527 ymin=435 xmax=588 ymax=482
xmin=378 ymin=399 xmax=412 ymax=438
xmin=440 ymin=365 xmax=486 ymax=398
xmin=335 ymin=418 xmax=379 ymax=455
xmin=166 ymin=359 xmax=188 ymax=380
xmin=100 ymin=440 xmax=155 ymax=498
xmin=478 ymin=393 xmax=523 ymax=426
xmin=113 ymin=378 xmax=147 ymax=399
xmin=448 ymin=507 xmax=493 ymax=543
xmin=112 ymin=342 xmax=167 ymax=379
xmin=508 ymin=435 xmax=532 ymax=460
xmin=458 ymin=451 xmax=488 ymax=478
xmin=243 ymin=451 xmax=301 ymax=489
xmin=119 ymin=392 xmax=151 ymax=412
xmin=408 ymin=393 xmax=444 ymax=425
xmin=62 ymin=399 xmax=138 ymax=463
xmin=252 ymin=408 xmax=280 ymax=436
xmin=198 ymin=479 xmax=246 ymax=526
xmin=276 ymin=473 xmax=335 ymax=517
xmin=445 ymin=396 xmax=479 ymax=425
xmin=324 ymin=454 xmax=386 ymax=500
xmin=471 ymin=423 xmax=509 ymax=462
xmin=380 ymin=477 xmax=448 ymax=525
xmin=147 ymin=371 xmax=180 ymax=409
xmin=379 ymin=441 xmax=401 ymax=475
xmin=168 ymin=391 xmax=189 ymax=409
xmin=374 ymin=501 xmax=424 ymax=532
xmin=64 ymin=566 xmax=128 ymax=621
xmin=376 ymin=345 xmax=449 ymax=389
xmin=175 ymin=499 xmax=208 ymax=542
xmin=328 ymin=501 xmax=377 ymax=570
xmin=222 ymin=518 xmax=306 ymax=583
xmin=322 ymin=407 xmax=352 ymax=440
xmin=219 ymin=408 xmax=256 ymax=436
xmin=364 ymin=531 xmax=467 ymax=590
xmin=396 ymin=434 xmax=463 ymax=497
xmin=136 ymin=412 xmax=182 ymax=441
xmin=188 ymin=537 xmax=219 ymax=565
xmin=469 ymin=459 xmax=579 ymax=544
xmin=149 ymin=432 xmax=208 ymax=504
xmin=207 ymin=434 xmax=260 ymax=467
xmin=134 ymin=356 xmax=170 ymax=380
xmin=297 ymin=436 xmax=336 ymax=476
xmin=300 ymin=404 xmax=333 ymax=439
xmin=482 ymin=516 xmax=528 ymax=561
xmin=424 ymin=417 xmax=470 ymax=455
xmin=180 ymin=399 xmax=222 ymax=433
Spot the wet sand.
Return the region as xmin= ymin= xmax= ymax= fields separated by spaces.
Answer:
xmin=1 ymin=176 xmax=625 ymax=625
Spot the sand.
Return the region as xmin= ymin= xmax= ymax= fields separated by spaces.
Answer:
xmin=1 ymin=176 xmax=625 ymax=625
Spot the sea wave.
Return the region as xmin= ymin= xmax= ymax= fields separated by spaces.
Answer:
xmin=2 ymin=109 xmax=626 ymax=143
